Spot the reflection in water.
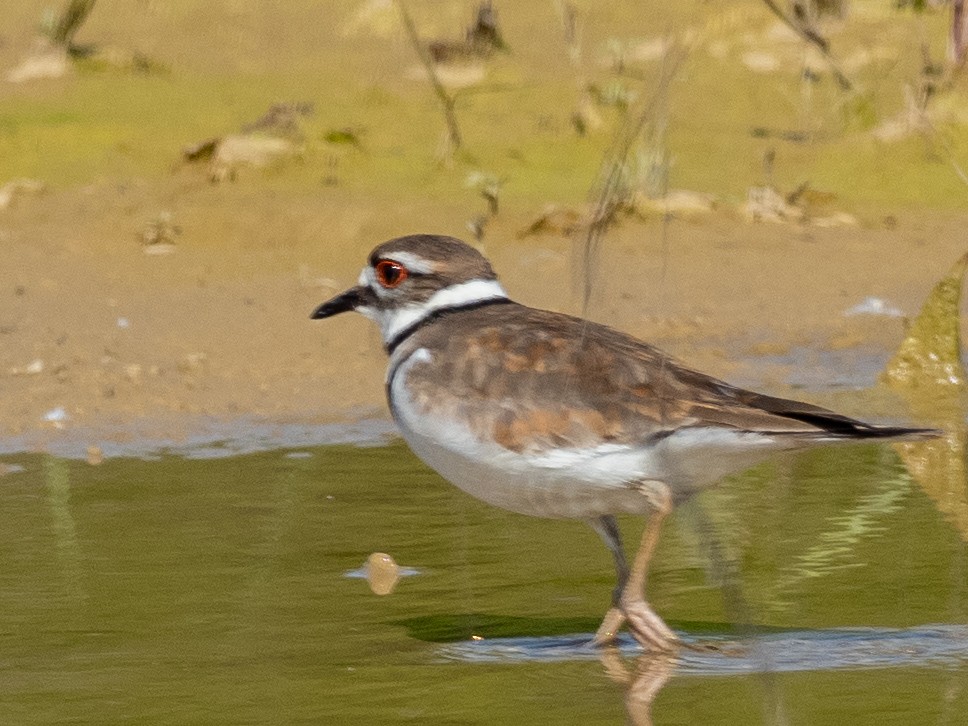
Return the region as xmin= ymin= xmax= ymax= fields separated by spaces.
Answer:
xmin=679 ymin=500 xmax=793 ymax=725
xmin=897 ymin=424 xmax=968 ymax=543
xmin=880 ymin=248 xmax=968 ymax=541
xmin=440 ymin=623 xmax=968 ymax=721
xmin=896 ymin=413 xmax=968 ymax=721
xmin=439 ymin=625 xmax=968 ymax=669
xmin=1 ymin=443 xmax=965 ymax=723
xmin=598 ymin=647 xmax=676 ymax=726
xmin=602 ymin=645 xmax=793 ymax=726
xmin=766 ymin=459 xmax=911 ymax=610
xmin=231 ymin=463 xmax=298 ymax=643
xmin=43 ymin=455 xmax=84 ymax=600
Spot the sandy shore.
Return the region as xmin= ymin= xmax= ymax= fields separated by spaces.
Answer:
xmin=2 ymin=181 xmax=964 ymax=457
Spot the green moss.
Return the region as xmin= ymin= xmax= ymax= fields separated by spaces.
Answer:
xmin=0 ymin=2 xmax=964 ymax=209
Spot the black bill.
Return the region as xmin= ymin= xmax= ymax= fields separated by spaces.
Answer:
xmin=310 ymin=286 xmax=374 ymax=319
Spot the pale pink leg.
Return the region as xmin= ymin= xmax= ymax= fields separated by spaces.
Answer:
xmin=590 ymin=485 xmax=679 ymax=651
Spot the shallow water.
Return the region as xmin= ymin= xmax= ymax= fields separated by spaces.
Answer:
xmin=1 ymin=437 xmax=966 ymax=724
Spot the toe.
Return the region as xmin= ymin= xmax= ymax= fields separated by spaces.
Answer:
xmin=622 ymin=600 xmax=679 ymax=652
xmin=593 ymin=607 xmax=626 ymax=645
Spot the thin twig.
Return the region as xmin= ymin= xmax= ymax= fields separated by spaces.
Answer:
xmin=757 ymin=0 xmax=854 ymax=91
xmin=49 ymin=0 xmax=97 ymax=49
xmin=396 ymin=0 xmax=463 ymax=153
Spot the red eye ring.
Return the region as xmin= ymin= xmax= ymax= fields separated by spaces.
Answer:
xmin=374 ymin=259 xmax=409 ymax=289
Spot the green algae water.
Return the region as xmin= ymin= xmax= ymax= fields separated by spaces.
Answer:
xmin=1 ymin=439 xmax=966 ymax=724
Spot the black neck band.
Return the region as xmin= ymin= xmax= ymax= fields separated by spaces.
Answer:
xmin=385 ymin=297 xmax=513 ymax=356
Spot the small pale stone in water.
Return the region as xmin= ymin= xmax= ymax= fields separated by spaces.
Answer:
xmin=365 ymin=552 xmax=400 ymax=596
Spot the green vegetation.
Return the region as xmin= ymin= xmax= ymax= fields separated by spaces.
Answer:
xmin=0 ymin=1 xmax=965 ymax=210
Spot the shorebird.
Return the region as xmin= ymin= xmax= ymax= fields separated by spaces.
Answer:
xmin=311 ymin=234 xmax=937 ymax=650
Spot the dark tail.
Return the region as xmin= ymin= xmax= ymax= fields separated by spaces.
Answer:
xmin=735 ymin=388 xmax=943 ymax=442
xmin=832 ymin=424 xmax=942 ymax=441
xmin=773 ymin=409 xmax=941 ymax=442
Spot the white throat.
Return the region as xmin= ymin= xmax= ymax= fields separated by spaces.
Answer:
xmin=364 ymin=278 xmax=508 ymax=346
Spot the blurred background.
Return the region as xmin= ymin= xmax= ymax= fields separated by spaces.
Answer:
xmin=1 ymin=0 xmax=967 ymax=448
xmin=1 ymin=2 xmax=967 ymax=724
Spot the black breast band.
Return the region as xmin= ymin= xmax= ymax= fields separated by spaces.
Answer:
xmin=385 ymin=297 xmax=513 ymax=356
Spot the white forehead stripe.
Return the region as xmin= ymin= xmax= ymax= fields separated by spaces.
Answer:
xmin=383 ymin=278 xmax=507 ymax=344
xmin=383 ymin=251 xmax=435 ymax=274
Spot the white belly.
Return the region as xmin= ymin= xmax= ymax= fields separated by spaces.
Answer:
xmin=389 ymin=350 xmax=788 ymax=519
xmin=387 ymin=350 xmax=785 ymax=519
xmin=400 ymin=422 xmax=667 ymax=518
xmin=387 ymin=352 xmax=656 ymax=518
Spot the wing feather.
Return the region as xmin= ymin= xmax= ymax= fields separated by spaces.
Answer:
xmin=395 ymin=303 xmax=937 ymax=454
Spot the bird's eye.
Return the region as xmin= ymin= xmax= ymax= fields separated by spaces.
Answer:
xmin=374 ymin=259 xmax=408 ymax=289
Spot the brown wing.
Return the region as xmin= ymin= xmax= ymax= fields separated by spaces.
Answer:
xmin=395 ymin=303 xmax=936 ymax=454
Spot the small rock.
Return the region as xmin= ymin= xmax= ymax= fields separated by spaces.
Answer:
xmin=178 ymin=352 xmax=207 ymax=373
xmin=741 ymin=51 xmax=780 ymax=73
xmin=365 ymin=552 xmax=401 ymax=596
xmin=6 ymin=43 xmax=69 ymax=83
xmin=210 ymin=135 xmax=301 ymax=182
xmin=143 ymin=243 xmax=176 ymax=256
xmin=741 ymin=186 xmax=803 ymax=223
xmin=812 ymin=212 xmax=859 ymax=228
xmin=124 ymin=364 xmax=142 ymax=383
xmin=517 ymin=204 xmax=583 ymax=238
xmin=10 ymin=359 xmax=44 ymax=376
xmin=140 ymin=211 xmax=180 ymax=254
xmin=633 ymin=189 xmax=716 ymax=216
xmin=0 ymin=178 xmax=45 ymax=210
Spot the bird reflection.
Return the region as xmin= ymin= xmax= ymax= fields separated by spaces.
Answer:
xmin=598 ymin=646 xmax=677 ymax=726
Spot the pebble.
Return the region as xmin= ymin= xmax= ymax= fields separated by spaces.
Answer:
xmin=365 ymin=552 xmax=401 ymax=596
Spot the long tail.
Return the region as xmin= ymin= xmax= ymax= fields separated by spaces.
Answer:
xmin=825 ymin=423 xmax=942 ymax=442
xmin=737 ymin=390 xmax=943 ymax=442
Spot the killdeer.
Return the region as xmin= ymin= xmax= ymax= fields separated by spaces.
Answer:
xmin=311 ymin=234 xmax=938 ymax=651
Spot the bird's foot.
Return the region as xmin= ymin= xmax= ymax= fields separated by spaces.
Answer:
xmin=593 ymin=601 xmax=680 ymax=652
xmin=624 ymin=598 xmax=679 ymax=652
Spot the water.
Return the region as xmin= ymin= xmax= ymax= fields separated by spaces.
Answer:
xmin=0 ymin=437 xmax=966 ymax=724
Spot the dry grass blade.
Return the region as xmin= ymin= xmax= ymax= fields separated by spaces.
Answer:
xmin=576 ymin=46 xmax=687 ymax=315
xmin=757 ymin=0 xmax=853 ymax=91
xmin=48 ymin=0 xmax=97 ymax=49
xmin=396 ymin=0 xmax=463 ymax=154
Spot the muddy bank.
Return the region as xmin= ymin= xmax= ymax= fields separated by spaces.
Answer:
xmin=2 ymin=181 xmax=964 ymax=455
xmin=2 ymin=1 xmax=966 ymax=455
